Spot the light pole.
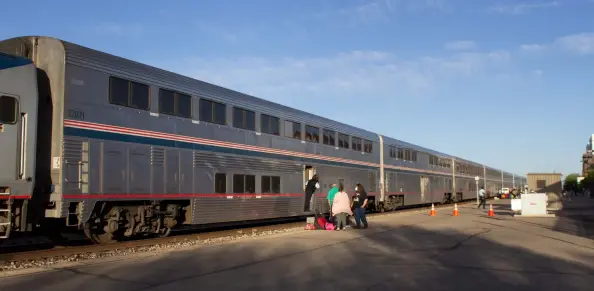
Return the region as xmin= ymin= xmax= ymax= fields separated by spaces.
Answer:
xmin=475 ymin=176 xmax=480 ymax=204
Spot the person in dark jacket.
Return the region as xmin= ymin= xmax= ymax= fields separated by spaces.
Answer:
xmin=351 ymin=183 xmax=369 ymax=229
xmin=304 ymin=174 xmax=320 ymax=212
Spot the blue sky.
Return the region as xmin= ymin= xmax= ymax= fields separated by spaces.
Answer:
xmin=2 ymin=0 xmax=593 ymax=178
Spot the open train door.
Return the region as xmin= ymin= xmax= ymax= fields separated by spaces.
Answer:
xmin=303 ymin=166 xmax=317 ymax=212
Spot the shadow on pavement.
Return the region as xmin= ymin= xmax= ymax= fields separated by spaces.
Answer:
xmin=3 ymin=214 xmax=594 ymax=291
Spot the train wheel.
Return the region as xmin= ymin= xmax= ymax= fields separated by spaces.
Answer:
xmin=156 ymin=227 xmax=172 ymax=238
xmin=83 ymin=218 xmax=116 ymax=244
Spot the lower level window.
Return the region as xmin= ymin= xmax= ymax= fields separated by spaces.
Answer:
xmin=215 ymin=173 xmax=226 ymax=193
xmin=233 ymin=174 xmax=256 ymax=193
xmin=262 ymin=176 xmax=281 ymax=193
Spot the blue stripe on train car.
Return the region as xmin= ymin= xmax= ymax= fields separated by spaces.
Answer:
xmin=63 ymin=126 xmax=453 ymax=177
xmin=0 ymin=52 xmax=32 ymax=70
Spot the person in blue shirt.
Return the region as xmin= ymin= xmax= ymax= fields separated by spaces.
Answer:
xmin=478 ymin=186 xmax=486 ymax=209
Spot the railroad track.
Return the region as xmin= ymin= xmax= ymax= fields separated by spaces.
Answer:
xmin=0 ymin=201 xmax=474 ymax=269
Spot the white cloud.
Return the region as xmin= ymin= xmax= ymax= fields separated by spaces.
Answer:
xmin=152 ymin=49 xmax=511 ymax=106
xmin=533 ymin=69 xmax=544 ymax=76
xmin=520 ymin=33 xmax=594 ymax=55
xmin=520 ymin=44 xmax=545 ymax=52
xmin=334 ymin=0 xmax=449 ymax=23
xmin=445 ymin=40 xmax=477 ymax=51
xmin=489 ymin=1 xmax=560 ymax=15
xmin=94 ymin=22 xmax=144 ymax=37
xmin=554 ymin=33 xmax=594 ymax=54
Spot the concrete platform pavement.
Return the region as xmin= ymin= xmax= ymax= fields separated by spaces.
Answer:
xmin=1 ymin=202 xmax=594 ymax=291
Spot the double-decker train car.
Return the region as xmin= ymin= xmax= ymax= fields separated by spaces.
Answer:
xmin=0 ymin=36 xmax=525 ymax=243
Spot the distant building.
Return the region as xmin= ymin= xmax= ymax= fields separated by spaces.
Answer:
xmin=527 ymin=173 xmax=563 ymax=194
xmin=582 ymin=134 xmax=594 ymax=176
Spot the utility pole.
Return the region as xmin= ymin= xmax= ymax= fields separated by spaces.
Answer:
xmin=475 ymin=176 xmax=480 ymax=204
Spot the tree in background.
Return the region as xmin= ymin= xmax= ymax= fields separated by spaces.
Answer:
xmin=564 ymin=173 xmax=580 ymax=192
xmin=579 ymin=171 xmax=594 ymax=195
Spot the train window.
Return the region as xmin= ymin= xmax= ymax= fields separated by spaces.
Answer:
xmin=262 ymin=176 xmax=281 ymax=193
xmin=199 ymin=99 xmax=226 ymax=125
xmin=338 ymin=133 xmax=349 ymax=149
xmin=412 ymin=150 xmax=417 ymax=162
xmin=0 ymin=96 xmax=18 ymax=124
xmin=284 ymin=120 xmax=301 ymax=139
xmin=397 ymin=148 xmax=404 ymax=160
xmin=233 ymin=107 xmax=256 ymax=131
xmin=351 ymin=137 xmax=362 ymax=151
xmin=404 ymin=149 xmax=411 ymax=161
xmin=261 ymin=114 xmax=280 ymax=135
xmin=271 ymin=176 xmax=281 ymax=193
xmin=262 ymin=176 xmax=271 ymax=193
xmin=159 ymin=89 xmax=175 ymax=115
xmin=245 ymin=175 xmax=255 ymax=193
xmin=130 ymin=81 xmax=150 ymax=110
xmin=323 ymin=129 xmax=335 ymax=146
xmin=305 ymin=125 xmax=319 ymax=143
xmin=159 ymin=89 xmax=192 ymax=118
xmin=233 ymin=174 xmax=255 ymax=193
xmin=363 ymin=140 xmax=373 ymax=153
xmin=109 ymin=77 xmax=150 ymax=110
xmin=389 ymin=146 xmax=396 ymax=158
xmin=214 ymin=173 xmax=226 ymax=193
xmin=233 ymin=174 xmax=244 ymax=193
xmin=177 ymin=93 xmax=192 ymax=118
xmin=109 ymin=77 xmax=129 ymax=106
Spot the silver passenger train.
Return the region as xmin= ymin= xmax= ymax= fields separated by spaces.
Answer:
xmin=0 ymin=36 xmax=526 ymax=243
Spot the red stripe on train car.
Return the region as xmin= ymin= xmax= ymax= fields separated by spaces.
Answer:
xmin=0 ymin=195 xmax=32 ymax=200
xmin=62 ymin=193 xmax=303 ymax=199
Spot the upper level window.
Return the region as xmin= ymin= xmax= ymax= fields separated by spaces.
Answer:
xmin=305 ymin=125 xmax=319 ymax=143
xmin=411 ymin=150 xmax=418 ymax=162
xmin=233 ymin=107 xmax=256 ymax=131
xmin=261 ymin=114 xmax=280 ymax=135
xmin=338 ymin=133 xmax=349 ymax=149
xmin=352 ymin=137 xmax=362 ymax=151
xmin=109 ymin=76 xmax=150 ymax=110
xmin=389 ymin=146 xmax=396 ymax=158
xmin=0 ymin=96 xmax=18 ymax=124
xmin=323 ymin=129 xmax=335 ymax=146
xmin=199 ymin=99 xmax=226 ymax=125
xmin=397 ymin=148 xmax=404 ymax=160
xmin=363 ymin=140 xmax=373 ymax=153
xmin=158 ymin=88 xmax=192 ymax=118
xmin=284 ymin=120 xmax=301 ymax=139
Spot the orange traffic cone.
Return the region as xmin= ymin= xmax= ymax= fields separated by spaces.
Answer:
xmin=430 ymin=203 xmax=436 ymax=216
xmin=488 ymin=204 xmax=495 ymax=217
xmin=453 ymin=203 xmax=459 ymax=216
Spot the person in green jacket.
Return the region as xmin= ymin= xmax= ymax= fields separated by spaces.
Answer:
xmin=327 ymin=183 xmax=338 ymax=220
